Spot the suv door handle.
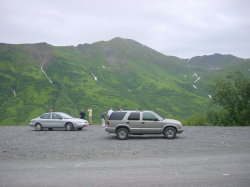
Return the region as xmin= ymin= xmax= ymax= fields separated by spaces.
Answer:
xmin=141 ymin=122 xmax=145 ymax=124
xmin=126 ymin=122 xmax=129 ymax=124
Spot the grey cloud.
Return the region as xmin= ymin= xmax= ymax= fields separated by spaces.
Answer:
xmin=0 ymin=0 xmax=249 ymax=58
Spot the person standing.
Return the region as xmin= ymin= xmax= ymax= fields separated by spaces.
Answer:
xmin=101 ymin=112 xmax=106 ymax=127
xmin=107 ymin=108 xmax=113 ymax=117
xmin=79 ymin=109 xmax=86 ymax=119
xmin=87 ymin=107 xmax=93 ymax=125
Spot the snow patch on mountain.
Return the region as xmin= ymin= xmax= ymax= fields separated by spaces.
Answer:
xmin=91 ymin=73 xmax=98 ymax=81
xmin=194 ymin=77 xmax=201 ymax=83
xmin=128 ymin=89 xmax=134 ymax=93
xmin=41 ymin=67 xmax=53 ymax=84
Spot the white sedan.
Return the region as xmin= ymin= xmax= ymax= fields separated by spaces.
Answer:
xmin=29 ymin=112 xmax=89 ymax=131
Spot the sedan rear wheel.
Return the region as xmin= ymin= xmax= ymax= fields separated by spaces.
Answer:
xmin=65 ymin=123 xmax=73 ymax=131
xmin=35 ymin=123 xmax=43 ymax=131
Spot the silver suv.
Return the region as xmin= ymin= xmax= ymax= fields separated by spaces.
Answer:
xmin=105 ymin=110 xmax=183 ymax=140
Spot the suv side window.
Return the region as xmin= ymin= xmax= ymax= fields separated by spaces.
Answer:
xmin=52 ymin=113 xmax=62 ymax=119
xmin=128 ymin=112 xmax=140 ymax=120
xmin=109 ymin=112 xmax=127 ymax=120
xmin=40 ymin=113 xmax=51 ymax=119
xmin=143 ymin=112 xmax=157 ymax=121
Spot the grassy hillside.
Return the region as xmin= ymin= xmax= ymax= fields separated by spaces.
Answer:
xmin=0 ymin=38 xmax=248 ymax=125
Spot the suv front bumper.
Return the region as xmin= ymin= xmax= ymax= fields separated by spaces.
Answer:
xmin=177 ymin=126 xmax=184 ymax=134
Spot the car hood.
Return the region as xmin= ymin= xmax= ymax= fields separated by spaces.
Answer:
xmin=163 ymin=119 xmax=182 ymax=125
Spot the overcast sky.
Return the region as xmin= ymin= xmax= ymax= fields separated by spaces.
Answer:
xmin=0 ymin=0 xmax=249 ymax=58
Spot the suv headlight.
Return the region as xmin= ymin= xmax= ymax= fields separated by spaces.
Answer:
xmin=177 ymin=123 xmax=183 ymax=129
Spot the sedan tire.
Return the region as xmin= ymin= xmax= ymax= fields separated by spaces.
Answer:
xmin=65 ymin=123 xmax=73 ymax=131
xmin=35 ymin=123 xmax=43 ymax=131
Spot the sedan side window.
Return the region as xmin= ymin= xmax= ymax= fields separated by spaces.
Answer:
xmin=52 ymin=114 xmax=62 ymax=119
xmin=128 ymin=112 xmax=140 ymax=120
xmin=40 ymin=113 xmax=51 ymax=119
xmin=143 ymin=112 xmax=158 ymax=121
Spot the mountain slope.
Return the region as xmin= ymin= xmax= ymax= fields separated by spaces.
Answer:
xmin=0 ymin=38 xmax=248 ymax=125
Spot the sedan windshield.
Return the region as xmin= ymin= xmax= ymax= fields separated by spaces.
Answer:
xmin=59 ymin=113 xmax=73 ymax=119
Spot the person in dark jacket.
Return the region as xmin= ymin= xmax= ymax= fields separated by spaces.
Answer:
xmin=80 ymin=109 xmax=86 ymax=119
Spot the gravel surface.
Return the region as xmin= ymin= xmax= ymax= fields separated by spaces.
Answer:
xmin=0 ymin=125 xmax=250 ymax=161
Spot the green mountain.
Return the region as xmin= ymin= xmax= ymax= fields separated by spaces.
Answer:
xmin=0 ymin=37 xmax=249 ymax=125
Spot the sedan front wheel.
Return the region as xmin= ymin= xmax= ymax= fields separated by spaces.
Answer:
xmin=65 ymin=123 xmax=73 ymax=131
xmin=35 ymin=123 xmax=43 ymax=131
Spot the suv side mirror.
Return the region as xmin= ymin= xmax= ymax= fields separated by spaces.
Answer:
xmin=154 ymin=118 xmax=159 ymax=121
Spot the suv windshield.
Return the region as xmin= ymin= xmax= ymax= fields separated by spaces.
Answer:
xmin=152 ymin=112 xmax=164 ymax=121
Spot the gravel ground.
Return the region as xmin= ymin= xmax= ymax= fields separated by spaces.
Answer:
xmin=0 ymin=125 xmax=250 ymax=161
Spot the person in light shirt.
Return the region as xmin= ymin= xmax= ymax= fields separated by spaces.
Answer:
xmin=107 ymin=108 xmax=113 ymax=117
xmin=87 ymin=107 xmax=93 ymax=125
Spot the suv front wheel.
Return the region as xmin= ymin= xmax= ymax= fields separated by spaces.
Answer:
xmin=163 ymin=127 xmax=176 ymax=139
xmin=116 ymin=128 xmax=129 ymax=140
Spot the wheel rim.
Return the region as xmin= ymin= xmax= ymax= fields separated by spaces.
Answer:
xmin=166 ymin=129 xmax=174 ymax=138
xmin=36 ymin=124 xmax=41 ymax=131
xmin=119 ymin=131 xmax=127 ymax=139
xmin=66 ymin=124 xmax=71 ymax=131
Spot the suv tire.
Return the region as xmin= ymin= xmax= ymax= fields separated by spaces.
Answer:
xmin=163 ymin=127 xmax=176 ymax=139
xmin=116 ymin=128 xmax=129 ymax=140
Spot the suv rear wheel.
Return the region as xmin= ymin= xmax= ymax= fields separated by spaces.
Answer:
xmin=116 ymin=128 xmax=129 ymax=140
xmin=163 ymin=127 xmax=176 ymax=139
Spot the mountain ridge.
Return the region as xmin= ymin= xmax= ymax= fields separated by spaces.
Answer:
xmin=0 ymin=38 xmax=249 ymax=125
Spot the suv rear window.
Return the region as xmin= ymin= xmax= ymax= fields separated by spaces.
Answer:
xmin=128 ymin=112 xmax=140 ymax=120
xmin=109 ymin=112 xmax=127 ymax=120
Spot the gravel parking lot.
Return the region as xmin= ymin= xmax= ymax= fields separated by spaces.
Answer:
xmin=0 ymin=126 xmax=250 ymax=186
xmin=0 ymin=125 xmax=250 ymax=160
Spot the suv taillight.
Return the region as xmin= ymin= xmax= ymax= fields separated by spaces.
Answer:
xmin=107 ymin=121 xmax=110 ymax=126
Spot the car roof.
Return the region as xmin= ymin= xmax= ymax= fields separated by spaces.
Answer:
xmin=113 ymin=110 xmax=153 ymax=113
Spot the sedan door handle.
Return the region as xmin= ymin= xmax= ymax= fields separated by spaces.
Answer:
xmin=126 ymin=122 xmax=130 ymax=124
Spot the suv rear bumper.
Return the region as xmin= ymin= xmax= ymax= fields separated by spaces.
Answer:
xmin=105 ymin=127 xmax=116 ymax=133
